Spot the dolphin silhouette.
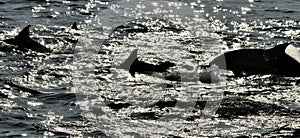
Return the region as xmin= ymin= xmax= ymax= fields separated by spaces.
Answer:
xmin=71 ymin=22 xmax=79 ymax=30
xmin=210 ymin=43 xmax=300 ymax=76
xmin=3 ymin=25 xmax=51 ymax=53
xmin=118 ymin=49 xmax=176 ymax=77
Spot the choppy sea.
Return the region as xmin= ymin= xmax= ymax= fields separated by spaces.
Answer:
xmin=0 ymin=0 xmax=299 ymax=137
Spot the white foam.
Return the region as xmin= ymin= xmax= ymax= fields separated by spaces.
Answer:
xmin=285 ymin=44 xmax=300 ymax=63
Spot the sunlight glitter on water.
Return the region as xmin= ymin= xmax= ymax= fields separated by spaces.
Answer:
xmin=71 ymin=0 xmax=229 ymax=137
xmin=0 ymin=0 xmax=299 ymax=137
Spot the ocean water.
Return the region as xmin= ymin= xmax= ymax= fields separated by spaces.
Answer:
xmin=0 ymin=0 xmax=299 ymax=137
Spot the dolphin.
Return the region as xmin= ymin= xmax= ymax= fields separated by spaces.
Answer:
xmin=210 ymin=43 xmax=300 ymax=76
xmin=3 ymin=25 xmax=51 ymax=53
xmin=118 ymin=49 xmax=176 ymax=77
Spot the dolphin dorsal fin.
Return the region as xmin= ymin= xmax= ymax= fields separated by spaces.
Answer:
xmin=118 ymin=49 xmax=138 ymax=70
xmin=71 ymin=22 xmax=79 ymax=30
xmin=15 ymin=25 xmax=31 ymax=40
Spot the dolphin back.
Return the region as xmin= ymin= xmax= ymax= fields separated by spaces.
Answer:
xmin=210 ymin=43 xmax=300 ymax=76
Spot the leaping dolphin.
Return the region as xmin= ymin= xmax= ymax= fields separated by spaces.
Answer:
xmin=118 ymin=49 xmax=176 ymax=77
xmin=210 ymin=43 xmax=300 ymax=76
xmin=3 ymin=25 xmax=51 ymax=53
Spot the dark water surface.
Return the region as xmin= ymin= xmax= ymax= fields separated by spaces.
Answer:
xmin=0 ymin=0 xmax=299 ymax=137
